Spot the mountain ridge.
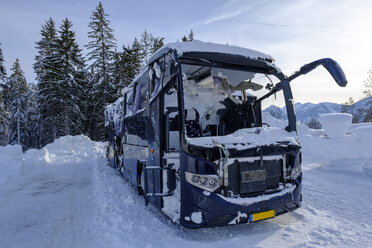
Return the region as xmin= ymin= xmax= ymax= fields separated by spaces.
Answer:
xmin=264 ymin=96 xmax=372 ymax=123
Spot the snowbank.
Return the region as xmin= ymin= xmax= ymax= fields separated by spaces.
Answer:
xmin=264 ymin=113 xmax=372 ymax=162
xmin=24 ymin=135 xmax=105 ymax=166
xmin=0 ymin=145 xmax=23 ymax=184
xmin=0 ymin=135 xmax=105 ymax=185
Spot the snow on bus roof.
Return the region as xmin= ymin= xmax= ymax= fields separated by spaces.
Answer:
xmin=129 ymin=41 xmax=279 ymax=89
xmin=150 ymin=41 xmax=274 ymax=63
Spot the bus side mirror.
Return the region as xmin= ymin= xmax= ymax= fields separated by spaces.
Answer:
xmin=321 ymin=60 xmax=347 ymax=87
xmin=298 ymin=58 xmax=347 ymax=87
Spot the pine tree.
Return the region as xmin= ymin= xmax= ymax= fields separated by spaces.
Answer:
xmin=364 ymin=106 xmax=372 ymax=122
xmin=34 ymin=18 xmax=60 ymax=146
xmin=363 ymin=69 xmax=372 ymax=98
xmin=121 ymin=38 xmax=143 ymax=87
xmin=86 ymin=1 xmax=117 ymax=140
xmin=188 ymin=30 xmax=194 ymax=41
xmin=306 ymin=117 xmax=322 ymax=129
xmin=0 ymin=92 xmax=9 ymax=146
xmin=0 ymin=43 xmax=9 ymax=109
xmin=0 ymin=43 xmax=6 ymax=84
xmin=8 ymin=59 xmax=28 ymax=146
xmin=151 ymin=37 xmax=164 ymax=54
xmin=55 ymin=18 xmax=86 ymax=137
xmin=140 ymin=30 xmax=165 ymax=66
xmin=341 ymin=97 xmax=358 ymax=123
xmin=24 ymin=83 xmax=41 ymax=149
xmin=0 ymin=43 xmax=9 ymax=145
xmin=140 ymin=29 xmax=152 ymax=65
xmin=112 ymin=51 xmax=123 ymax=92
xmin=182 ymin=30 xmax=195 ymax=42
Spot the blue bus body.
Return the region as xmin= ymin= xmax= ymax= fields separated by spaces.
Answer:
xmin=105 ymin=41 xmax=346 ymax=228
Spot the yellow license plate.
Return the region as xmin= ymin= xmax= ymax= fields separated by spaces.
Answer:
xmin=249 ymin=210 xmax=275 ymax=222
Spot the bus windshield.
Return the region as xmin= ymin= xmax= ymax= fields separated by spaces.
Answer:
xmin=181 ymin=63 xmax=285 ymax=138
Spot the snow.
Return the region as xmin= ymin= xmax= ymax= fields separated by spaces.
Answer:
xmin=187 ymin=127 xmax=298 ymax=150
xmin=1 ymin=127 xmax=372 ymax=247
xmin=151 ymin=41 xmax=274 ymax=63
xmin=319 ymin=113 xmax=352 ymax=138
xmin=218 ymin=184 xmax=295 ymax=206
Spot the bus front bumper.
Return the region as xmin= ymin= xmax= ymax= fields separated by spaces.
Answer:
xmin=180 ymin=178 xmax=302 ymax=229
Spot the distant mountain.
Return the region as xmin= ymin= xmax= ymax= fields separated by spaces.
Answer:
xmin=263 ymin=97 xmax=372 ymax=123
xmin=294 ymin=102 xmax=341 ymax=123
xmin=264 ymin=105 xmax=285 ymax=120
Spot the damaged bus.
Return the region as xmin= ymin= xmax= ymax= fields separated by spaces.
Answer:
xmin=105 ymin=41 xmax=347 ymax=228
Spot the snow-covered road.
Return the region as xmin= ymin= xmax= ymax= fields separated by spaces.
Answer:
xmin=0 ymin=134 xmax=372 ymax=248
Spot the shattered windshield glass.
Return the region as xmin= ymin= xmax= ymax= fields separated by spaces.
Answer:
xmin=181 ymin=63 xmax=285 ymax=138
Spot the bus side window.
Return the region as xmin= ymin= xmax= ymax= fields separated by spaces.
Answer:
xmin=163 ymin=54 xmax=174 ymax=87
xmin=126 ymin=89 xmax=134 ymax=115
xmin=150 ymin=60 xmax=163 ymax=99
xmin=138 ymin=77 xmax=149 ymax=110
xmin=164 ymin=84 xmax=179 ymax=152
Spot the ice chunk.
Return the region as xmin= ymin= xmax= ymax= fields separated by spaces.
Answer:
xmin=319 ymin=113 xmax=352 ymax=139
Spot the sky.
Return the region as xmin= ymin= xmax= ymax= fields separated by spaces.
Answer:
xmin=1 ymin=0 xmax=372 ymax=104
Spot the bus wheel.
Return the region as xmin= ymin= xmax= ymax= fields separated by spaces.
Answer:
xmin=136 ymin=161 xmax=145 ymax=195
xmin=106 ymin=145 xmax=115 ymax=167
xmin=118 ymin=158 xmax=124 ymax=176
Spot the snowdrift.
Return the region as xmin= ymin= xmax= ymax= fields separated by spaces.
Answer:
xmin=263 ymin=112 xmax=372 ymax=162
xmin=0 ymin=135 xmax=105 ymax=185
xmin=1 ymin=122 xmax=372 ymax=247
xmin=24 ymin=135 xmax=105 ymax=166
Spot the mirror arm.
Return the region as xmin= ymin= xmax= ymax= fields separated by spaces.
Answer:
xmin=286 ymin=58 xmax=347 ymax=86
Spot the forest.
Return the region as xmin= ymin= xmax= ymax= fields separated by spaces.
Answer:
xmin=0 ymin=2 xmax=194 ymax=150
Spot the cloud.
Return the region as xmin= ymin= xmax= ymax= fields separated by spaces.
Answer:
xmin=203 ymin=6 xmax=253 ymax=25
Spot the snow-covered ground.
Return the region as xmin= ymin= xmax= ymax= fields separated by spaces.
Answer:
xmin=1 ymin=125 xmax=372 ymax=247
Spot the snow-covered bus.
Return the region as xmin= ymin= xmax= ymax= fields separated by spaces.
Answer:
xmin=105 ymin=41 xmax=347 ymax=228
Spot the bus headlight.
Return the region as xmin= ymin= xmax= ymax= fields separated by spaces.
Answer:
xmin=291 ymin=152 xmax=302 ymax=180
xmin=185 ymin=171 xmax=220 ymax=192
xmin=291 ymin=163 xmax=302 ymax=180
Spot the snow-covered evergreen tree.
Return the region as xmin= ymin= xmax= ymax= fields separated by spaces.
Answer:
xmin=34 ymin=18 xmax=87 ymax=145
xmin=0 ymin=92 xmax=9 ymax=146
xmin=363 ymin=69 xmax=372 ymax=98
xmin=182 ymin=30 xmax=194 ymax=42
xmin=0 ymin=43 xmax=6 ymax=85
xmin=140 ymin=30 xmax=164 ymax=66
xmin=34 ymin=18 xmax=61 ymax=146
xmin=86 ymin=1 xmax=117 ymax=140
xmin=112 ymin=51 xmax=123 ymax=92
xmin=8 ymin=59 xmax=28 ymax=146
xmin=0 ymin=43 xmax=9 ymax=109
xmin=120 ymin=38 xmax=143 ymax=87
xmin=141 ymin=29 xmax=153 ymax=65
xmin=55 ymin=18 xmax=86 ymax=137
xmin=0 ymin=43 xmax=9 ymax=145
xmin=24 ymin=83 xmax=41 ymax=149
